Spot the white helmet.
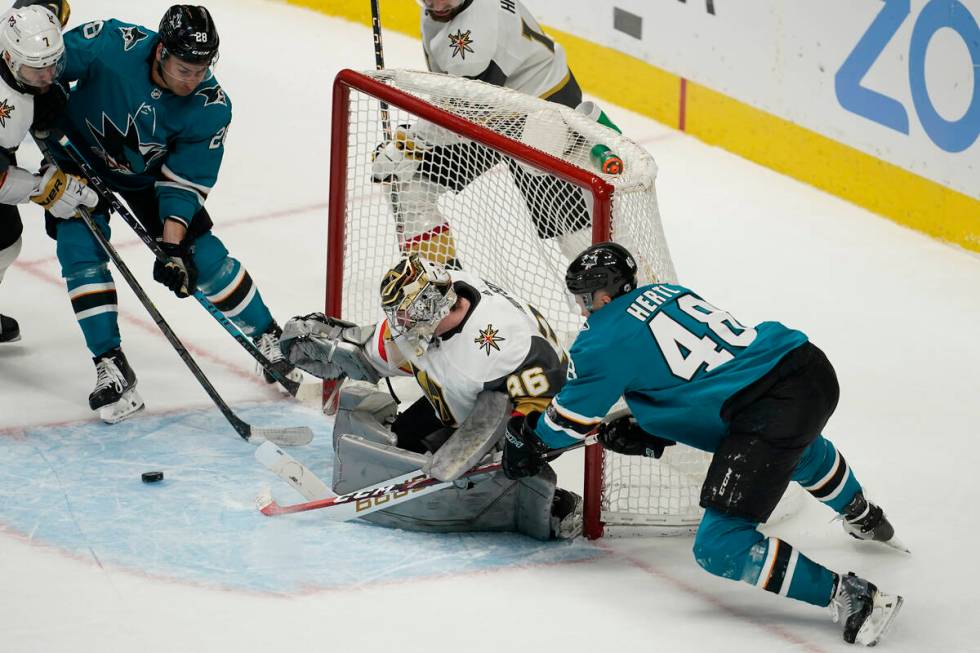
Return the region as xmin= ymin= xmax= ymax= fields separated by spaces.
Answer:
xmin=0 ymin=6 xmax=65 ymax=93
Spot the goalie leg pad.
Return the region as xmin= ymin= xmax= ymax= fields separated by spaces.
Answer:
xmin=425 ymin=391 xmax=509 ymax=481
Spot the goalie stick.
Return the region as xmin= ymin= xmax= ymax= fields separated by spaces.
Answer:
xmin=33 ymin=139 xmax=312 ymax=447
xmin=256 ymin=435 xmax=597 ymax=518
xmin=41 ymin=133 xmax=304 ymax=398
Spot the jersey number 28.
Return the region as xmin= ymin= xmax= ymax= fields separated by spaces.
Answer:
xmin=650 ymin=295 xmax=756 ymax=380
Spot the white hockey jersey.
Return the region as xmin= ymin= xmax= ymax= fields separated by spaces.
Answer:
xmin=0 ymin=68 xmax=39 ymax=206
xmin=0 ymin=76 xmax=34 ymax=154
xmin=366 ymin=270 xmax=567 ymax=426
xmin=421 ymin=0 xmax=572 ymax=101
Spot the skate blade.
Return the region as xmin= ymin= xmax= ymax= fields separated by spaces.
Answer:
xmin=99 ymin=389 xmax=145 ymax=424
xmin=856 ymin=593 xmax=904 ymax=646
xmin=883 ymin=536 xmax=911 ymax=555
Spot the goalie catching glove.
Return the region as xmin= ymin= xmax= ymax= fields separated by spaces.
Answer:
xmin=597 ymin=414 xmax=675 ymax=459
xmin=279 ymin=313 xmax=382 ymax=383
xmin=371 ymin=124 xmax=430 ymax=183
xmin=30 ymin=165 xmax=99 ymax=219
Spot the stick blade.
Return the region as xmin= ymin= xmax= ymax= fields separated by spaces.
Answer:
xmin=248 ymin=425 xmax=313 ymax=446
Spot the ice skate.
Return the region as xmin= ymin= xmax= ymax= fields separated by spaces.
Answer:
xmin=842 ymin=492 xmax=909 ymax=553
xmin=830 ymin=572 xmax=903 ymax=646
xmin=89 ymin=348 xmax=145 ymax=424
xmin=254 ymin=321 xmax=304 ymax=389
xmin=550 ymin=488 xmax=583 ymax=540
xmin=0 ymin=313 xmax=20 ymax=343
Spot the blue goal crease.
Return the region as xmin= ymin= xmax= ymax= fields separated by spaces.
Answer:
xmin=0 ymin=402 xmax=600 ymax=594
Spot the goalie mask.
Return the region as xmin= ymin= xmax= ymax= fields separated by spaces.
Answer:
xmin=0 ymin=6 xmax=65 ymax=95
xmin=380 ymin=253 xmax=457 ymax=354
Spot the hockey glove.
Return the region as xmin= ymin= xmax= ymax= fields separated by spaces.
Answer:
xmin=279 ymin=313 xmax=382 ymax=383
xmin=502 ymin=412 xmax=550 ymax=480
xmin=31 ymin=165 xmax=99 ymax=219
xmin=371 ymin=125 xmax=427 ymax=183
xmin=597 ymin=415 xmax=675 ymax=459
xmin=153 ymin=240 xmax=198 ymax=298
xmin=31 ymin=81 xmax=69 ymax=137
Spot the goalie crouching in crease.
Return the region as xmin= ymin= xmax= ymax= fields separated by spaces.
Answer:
xmin=278 ymin=253 xmax=582 ymax=540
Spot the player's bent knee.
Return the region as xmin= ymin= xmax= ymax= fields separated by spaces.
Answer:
xmin=692 ymin=509 xmax=764 ymax=580
xmin=188 ymin=233 xmax=230 ymax=283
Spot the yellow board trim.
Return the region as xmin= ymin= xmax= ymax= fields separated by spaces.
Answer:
xmin=287 ymin=0 xmax=980 ymax=253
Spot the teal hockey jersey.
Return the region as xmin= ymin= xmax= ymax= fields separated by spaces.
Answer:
xmin=57 ymin=19 xmax=231 ymax=227
xmin=535 ymin=284 xmax=808 ymax=452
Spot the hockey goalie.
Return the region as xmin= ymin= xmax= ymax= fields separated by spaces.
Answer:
xmin=279 ymin=254 xmax=581 ymax=540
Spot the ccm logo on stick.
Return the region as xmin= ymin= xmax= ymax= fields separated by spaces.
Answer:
xmin=835 ymin=0 xmax=979 ymax=153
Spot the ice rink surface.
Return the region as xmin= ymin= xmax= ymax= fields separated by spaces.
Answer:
xmin=1 ymin=1 xmax=979 ymax=651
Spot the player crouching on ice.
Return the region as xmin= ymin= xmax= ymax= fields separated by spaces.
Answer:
xmin=279 ymin=254 xmax=581 ymax=540
xmin=502 ymin=242 xmax=905 ymax=646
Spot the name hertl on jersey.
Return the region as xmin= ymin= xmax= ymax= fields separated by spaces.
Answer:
xmin=365 ymin=270 xmax=567 ymax=426
xmin=421 ymin=0 xmax=571 ymax=100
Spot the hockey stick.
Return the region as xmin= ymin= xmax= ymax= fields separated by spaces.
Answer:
xmin=369 ymin=0 xmax=408 ymax=245
xmin=35 ymin=141 xmax=312 ymax=445
xmin=66 ymin=205 xmax=312 ymax=445
xmin=41 ymin=134 xmax=304 ymax=398
xmin=256 ymin=435 xmax=597 ymax=518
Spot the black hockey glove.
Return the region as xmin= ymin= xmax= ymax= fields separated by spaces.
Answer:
xmin=502 ymin=412 xmax=550 ymax=480
xmin=153 ymin=240 xmax=198 ymax=298
xmin=30 ymin=81 xmax=69 ymax=137
xmin=597 ymin=415 xmax=676 ymax=459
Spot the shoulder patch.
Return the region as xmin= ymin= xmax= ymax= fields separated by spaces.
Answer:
xmin=474 ymin=324 xmax=505 ymax=356
xmin=0 ymin=99 xmax=15 ymax=128
xmin=119 ymin=25 xmax=150 ymax=52
xmin=195 ymin=84 xmax=227 ymax=108
xmin=447 ymin=29 xmax=475 ymax=59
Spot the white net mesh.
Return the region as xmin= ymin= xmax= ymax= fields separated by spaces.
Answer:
xmin=333 ymin=69 xmax=709 ymax=534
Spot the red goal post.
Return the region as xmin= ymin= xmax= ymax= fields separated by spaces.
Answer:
xmin=326 ymin=68 xmax=706 ymax=539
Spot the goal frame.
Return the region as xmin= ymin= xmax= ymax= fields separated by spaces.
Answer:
xmin=327 ymin=68 xmax=619 ymax=540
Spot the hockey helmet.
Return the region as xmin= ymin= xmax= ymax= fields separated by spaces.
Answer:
xmin=565 ymin=241 xmax=638 ymax=312
xmin=380 ymin=253 xmax=457 ymax=353
xmin=158 ymin=5 xmax=219 ymax=65
xmin=0 ymin=6 xmax=64 ymax=94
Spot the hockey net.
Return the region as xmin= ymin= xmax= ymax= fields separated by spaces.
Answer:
xmin=328 ymin=69 xmax=709 ymax=538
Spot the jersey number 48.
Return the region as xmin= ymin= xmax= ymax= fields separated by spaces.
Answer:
xmin=650 ymin=295 xmax=756 ymax=380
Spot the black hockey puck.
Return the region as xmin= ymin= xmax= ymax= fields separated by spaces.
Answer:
xmin=141 ymin=471 xmax=164 ymax=483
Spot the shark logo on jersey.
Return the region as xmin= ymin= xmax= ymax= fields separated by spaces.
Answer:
xmin=195 ymin=84 xmax=227 ymax=108
xmin=119 ymin=25 xmax=150 ymax=52
xmin=474 ymin=324 xmax=506 ymax=355
xmin=0 ymin=99 xmax=14 ymax=128
xmin=447 ymin=29 xmax=474 ymax=59
xmin=86 ymin=113 xmax=166 ymax=175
